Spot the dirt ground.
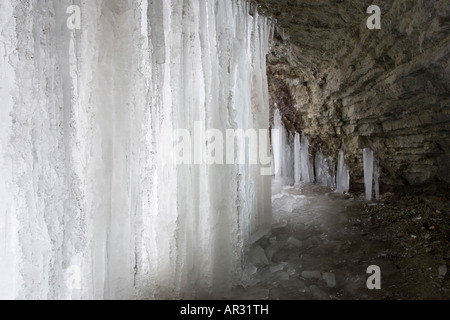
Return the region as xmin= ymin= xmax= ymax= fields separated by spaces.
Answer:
xmin=230 ymin=182 xmax=450 ymax=300
xmin=358 ymin=191 xmax=450 ymax=299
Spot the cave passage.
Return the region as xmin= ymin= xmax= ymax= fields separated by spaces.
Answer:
xmin=230 ymin=177 xmax=449 ymax=300
xmin=231 ymin=180 xmax=397 ymax=300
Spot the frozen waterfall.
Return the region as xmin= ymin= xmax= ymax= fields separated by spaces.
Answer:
xmin=0 ymin=0 xmax=273 ymax=299
xmin=363 ymin=148 xmax=380 ymax=201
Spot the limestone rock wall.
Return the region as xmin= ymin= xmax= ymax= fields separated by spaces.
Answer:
xmin=257 ymin=0 xmax=450 ymax=190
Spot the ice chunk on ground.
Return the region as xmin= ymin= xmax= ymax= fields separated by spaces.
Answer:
xmin=242 ymin=288 xmax=270 ymax=300
xmin=322 ymin=272 xmax=337 ymax=288
xmin=248 ymin=228 xmax=272 ymax=245
xmin=271 ymin=221 xmax=288 ymax=229
xmin=251 ymin=246 xmax=270 ymax=265
xmin=301 ymin=271 xmax=322 ymax=279
xmin=439 ymin=265 xmax=447 ymax=276
xmin=287 ymin=236 xmax=302 ymax=248
xmin=265 ymin=243 xmax=285 ymax=261
xmin=270 ymin=264 xmax=285 ymax=273
xmin=272 ymin=193 xmax=285 ymax=201
xmin=309 ymin=285 xmax=330 ymax=300
xmin=287 ymin=268 xmax=296 ymax=276
xmin=277 ymin=272 xmax=290 ymax=281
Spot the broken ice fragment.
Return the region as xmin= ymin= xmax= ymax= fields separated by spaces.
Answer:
xmin=271 ymin=221 xmax=288 ymax=229
xmin=251 ymin=246 xmax=270 ymax=265
xmin=270 ymin=264 xmax=285 ymax=273
xmin=287 ymin=236 xmax=302 ymax=248
xmin=301 ymin=271 xmax=322 ymax=279
xmin=278 ymin=272 xmax=290 ymax=281
xmin=309 ymin=285 xmax=329 ymax=300
xmin=322 ymin=272 xmax=337 ymax=288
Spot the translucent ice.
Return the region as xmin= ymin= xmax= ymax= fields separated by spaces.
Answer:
xmin=270 ymin=264 xmax=285 ymax=273
xmin=300 ymin=133 xmax=314 ymax=183
xmin=294 ymin=132 xmax=301 ymax=185
xmin=364 ymin=148 xmax=374 ymax=201
xmin=374 ymin=158 xmax=380 ymax=201
xmin=287 ymin=237 xmax=303 ymax=248
xmin=315 ymin=149 xmax=335 ymax=188
xmin=336 ymin=151 xmax=350 ymax=194
xmin=273 ymin=109 xmax=294 ymax=184
xmin=322 ymin=272 xmax=337 ymax=288
xmin=251 ymin=246 xmax=271 ymax=266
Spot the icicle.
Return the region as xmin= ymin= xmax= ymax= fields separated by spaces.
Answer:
xmin=273 ymin=109 xmax=282 ymax=179
xmin=329 ymin=157 xmax=336 ymax=189
xmin=315 ymin=149 xmax=333 ymax=188
xmin=336 ymin=151 xmax=350 ymax=194
xmin=300 ymin=133 xmax=314 ymax=183
xmin=363 ymin=148 xmax=374 ymax=201
xmin=272 ymin=109 xmax=294 ymax=185
xmin=294 ymin=132 xmax=301 ymax=185
xmin=374 ymin=159 xmax=380 ymax=201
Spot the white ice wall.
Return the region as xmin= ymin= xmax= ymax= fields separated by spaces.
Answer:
xmin=0 ymin=0 xmax=273 ymax=300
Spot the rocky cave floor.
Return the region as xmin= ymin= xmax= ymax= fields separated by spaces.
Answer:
xmin=229 ymin=180 xmax=450 ymax=300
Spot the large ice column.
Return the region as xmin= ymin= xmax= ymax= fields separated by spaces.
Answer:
xmin=374 ymin=159 xmax=380 ymax=201
xmin=364 ymin=148 xmax=375 ymax=201
xmin=294 ymin=133 xmax=301 ymax=185
xmin=272 ymin=108 xmax=293 ymax=184
xmin=315 ymin=149 xmax=334 ymax=188
xmin=0 ymin=0 xmax=273 ymax=300
xmin=336 ymin=151 xmax=350 ymax=194
xmin=300 ymin=133 xmax=314 ymax=183
xmin=273 ymin=109 xmax=283 ymax=179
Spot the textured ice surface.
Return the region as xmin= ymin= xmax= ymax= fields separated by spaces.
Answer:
xmin=322 ymin=272 xmax=337 ymax=288
xmin=374 ymin=159 xmax=380 ymax=201
xmin=0 ymin=0 xmax=273 ymax=299
xmin=272 ymin=109 xmax=294 ymax=185
xmin=315 ymin=150 xmax=335 ymax=189
xmin=300 ymin=134 xmax=314 ymax=184
xmin=294 ymin=133 xmax=301 ymax=185
xmin=336 ymin=151 xmax=350 ymax=194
